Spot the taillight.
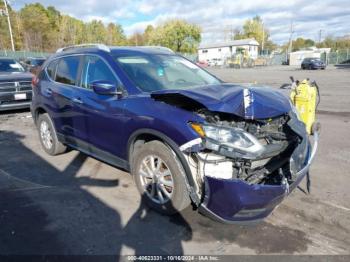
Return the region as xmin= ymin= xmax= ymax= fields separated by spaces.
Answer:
xmin=32 ymin=75 xmax=39 ymax=87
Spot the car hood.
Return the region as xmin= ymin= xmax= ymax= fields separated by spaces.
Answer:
xmin=0 ymin=72 xmax=33 ymax=82
xmin=151 ymin=83 xmax=292 ymax=119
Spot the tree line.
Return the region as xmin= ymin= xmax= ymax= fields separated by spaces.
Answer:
xmin=232 ymin=15 xmax=350 ymax=53
xmin=0 ymin=2 xmax=201 ymax=53
xmin=1 ymin=2 xmax=349 ymax=54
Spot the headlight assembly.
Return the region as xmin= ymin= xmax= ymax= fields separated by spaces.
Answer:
xmin=190 ymin=123 xmax=263 ymax=156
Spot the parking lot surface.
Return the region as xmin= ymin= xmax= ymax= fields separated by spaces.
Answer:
xmin=0 ymin=66 xmax=349 ymax=256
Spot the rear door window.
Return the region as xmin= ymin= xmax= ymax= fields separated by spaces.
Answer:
xmin=55 ymin=56 xmax=80 ymax=85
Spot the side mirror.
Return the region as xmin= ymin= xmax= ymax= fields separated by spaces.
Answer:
xmin=91 ymin=80 xmax=123 ymax=96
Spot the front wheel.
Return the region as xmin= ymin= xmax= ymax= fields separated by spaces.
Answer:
xmin=131 ymin=140 xmax=191 ymax=215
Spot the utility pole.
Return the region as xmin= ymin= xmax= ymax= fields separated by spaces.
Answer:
xmin=2 ymin=0 xmax=15 ymax=51
xmin=286 ymin=21 xmax=294 ymax=63
xmin=318 ymin=29 xmax=323 ymax=44
xmin=261 ymin=22 xmax=265 ymax=54
xmin=223 ymin=24 xmax=234 ymax=42
xmin=288 ymin=21 xmax=294 ymax=53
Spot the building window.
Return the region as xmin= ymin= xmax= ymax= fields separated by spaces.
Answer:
xmin=218 ymin=48 xmax=221 ymax=52
xmin=202 ymin=50 xmax=208 ymax=53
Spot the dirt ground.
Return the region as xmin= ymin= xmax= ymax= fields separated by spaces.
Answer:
xmin=0 ymin=66 xmax=349 ymax=257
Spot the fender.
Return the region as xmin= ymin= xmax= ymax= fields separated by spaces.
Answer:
xmin=127 ymin=128 xmax=201 ymax=205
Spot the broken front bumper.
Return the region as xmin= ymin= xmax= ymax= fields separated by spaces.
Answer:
xmin=199 ymin=130 xmax=319 ymax=224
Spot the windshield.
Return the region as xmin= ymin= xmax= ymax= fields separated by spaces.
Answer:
xmin=0 ymin=59 xmax=25 ymax=73
xmin=114 ymin=54 xmax=221 ymax=92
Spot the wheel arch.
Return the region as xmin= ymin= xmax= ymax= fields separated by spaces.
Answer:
xmin=127 ymin=128 xmax=200 ymax=205
xmin=33 ymin=106 xmax=47 ymax=124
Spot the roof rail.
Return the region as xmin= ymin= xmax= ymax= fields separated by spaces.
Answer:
xmin=56 ymin=43 xmax=110 ymax=53
xmin=138 ymin=46 xmax=174 ymax=53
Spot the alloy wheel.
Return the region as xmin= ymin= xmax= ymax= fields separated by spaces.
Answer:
xmin=40 ymin=120 xmax=53 ymax=150
xmin=138 ymin=155 xmax=174 ymax=204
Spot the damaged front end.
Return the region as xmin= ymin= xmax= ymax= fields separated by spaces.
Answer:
xmin=153 ymin=85 xmax=320 ymax=223
xmin=188 ymin=110 xmax=318 ymax=223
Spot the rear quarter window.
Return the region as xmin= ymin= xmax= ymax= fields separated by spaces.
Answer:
xmin=46 ymin=60 xmax=58 ymax=80
xmin=55 ymin=56 xmax=80 ymax=85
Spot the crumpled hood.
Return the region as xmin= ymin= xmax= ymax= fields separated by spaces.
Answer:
xmin=151 ymin=83 xmax=292 ymax=119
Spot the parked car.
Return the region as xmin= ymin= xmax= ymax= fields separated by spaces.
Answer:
xmin=301 ymin=58 xmax=326 ymax=70
xmin=0 ymin=58 xmax=33 ymax=111
xmin=208 ymin=58 xmax=223 ymax=67
xmin=196 ymin=60 xmax=208 ymax=68
xmin=31 ymin=44 xmax=319 ymax=223
xmin=21 ymin=57 xmax=46 ymax=75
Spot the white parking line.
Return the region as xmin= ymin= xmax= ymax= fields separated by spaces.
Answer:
xmin=0 ymin=168 xmax=51 ymax=190
xmin=321 ymin=200 xmax=350 ymax=212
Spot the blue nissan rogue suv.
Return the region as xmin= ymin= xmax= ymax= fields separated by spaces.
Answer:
xmin=31 ymin=44 xmax=319 ymax=223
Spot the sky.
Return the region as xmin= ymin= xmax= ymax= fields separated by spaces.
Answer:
xmin=10 ymin=0 xmax=350 ymax=44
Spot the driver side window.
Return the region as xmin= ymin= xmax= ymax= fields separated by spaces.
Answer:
xmin=80 ymin=55 xmax=118 ymax=89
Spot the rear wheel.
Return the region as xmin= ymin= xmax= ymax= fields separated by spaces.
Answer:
xmin=131 ymin=140 xmax=191 ymax=215
xmin=37 ymin=113 xmax=66 ymax=156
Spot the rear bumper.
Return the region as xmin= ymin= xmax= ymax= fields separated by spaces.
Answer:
xmin=312 ymin=65 xmax=326 ymax=69
xmin=199 ymin=130 xmax=319 ymax=224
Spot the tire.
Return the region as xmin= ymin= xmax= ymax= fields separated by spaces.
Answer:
xmin=37 ymin=113 xmax=66 ymax=156
xmin=131 ymin=140 xmax=191 ymax=215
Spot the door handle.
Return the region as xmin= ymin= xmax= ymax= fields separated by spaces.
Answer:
xmin=46 ymin=88 xmax=52 ymax=95
xmin=72 ymin=97 xmax=83 ymax=104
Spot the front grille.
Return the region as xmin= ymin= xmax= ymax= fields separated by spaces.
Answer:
xmin=0 ymin=81 xmax=32 ymax=93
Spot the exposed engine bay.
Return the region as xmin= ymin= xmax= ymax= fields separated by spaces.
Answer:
xmin=186 ymin=109 xmax=305 ymax=188
xmin=151 ymin=85 xmax=309 ymax=191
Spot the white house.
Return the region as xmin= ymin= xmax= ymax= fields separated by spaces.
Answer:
xmin=197 ymin=38 xmax=260 ymax=64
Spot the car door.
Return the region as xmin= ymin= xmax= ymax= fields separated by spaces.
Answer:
xmin=75 ymin=55 xmax=127 ymax=160
xmin=42 ymin=55 xmax=86 ymax=140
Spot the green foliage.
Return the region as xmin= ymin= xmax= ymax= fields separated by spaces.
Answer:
xmin=85 ymin=20 xmax=106 ymax=43
xmin=147 ymin=19 xmax=201 ymax=53
xmin=106 ymin=23 xmax=127 ymax=45
xmin=291 ymin=37 xmax=315 ymax=51
xmin=317 ymin=36 xmax=350 ymax=50
xmin=234 ymin=15 xmax=273 ymax=52
xmin=0 ymin=2 xmax=126 ymax=51
xmin=128 ymin=32 xmax=145 ymax=46
xmin=19 ymin=3 xmax=52 ymax=50
xmin=0 ymin=1 xmax=11 ymax=49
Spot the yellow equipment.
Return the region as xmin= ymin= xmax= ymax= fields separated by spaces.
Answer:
xmin=227 ymin=48 xmax=255 ymax=68
xmin=290 ymin=79 xmax=319 ymax=134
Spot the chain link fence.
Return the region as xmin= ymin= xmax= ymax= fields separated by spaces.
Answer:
xmin=0 ymin=50 xmax=51 ymax=60
xmin=325 ymin=49 xmax=350 ymax=64
xmin=263 ymin=49 xmax=350 ymax=66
